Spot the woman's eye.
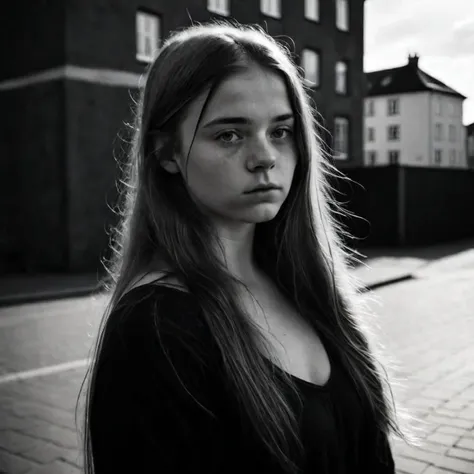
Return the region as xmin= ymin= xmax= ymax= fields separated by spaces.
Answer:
xmin=217 ymin=131 xmax=240 ymax=143
xmin=273 ymin=128 xmax=292 ymax=139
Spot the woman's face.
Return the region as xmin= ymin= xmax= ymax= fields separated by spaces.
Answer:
xmin=165 ymin=64 xmax=298 ymax=229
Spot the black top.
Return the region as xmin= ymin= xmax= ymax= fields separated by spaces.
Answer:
xmin=90 ymin=284 xmax=395 ymax=473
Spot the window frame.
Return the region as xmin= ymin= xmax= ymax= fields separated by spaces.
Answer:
xmin=366 ymin=100 xmax=375 ymax=117
xmin=335 ymin=0 xmax=349 ymax=31
xmin=260 ymin=0 xmax=281 ymax=19
xmin=207 ymin=0 xmax=230 ymax=16
xmin=388 ymin=150 xmax=400 ymax=165
xmin=367 ymin=150 xmax=377 ymax=166
xmin=434 ymin=149 xmax=442 ymax=165
xmin=136 ymin=10 xmax=161 ymax=64
xmin=335 ymin=60 xmax=348 ymax=95
xmin=387 ymin=98 xmax=400 ymax=116
xmin=449 ymin=149 xmax=457 ymax=165
xmin=435 ymin=123 xmax=443 ymax=141
xmin=333 ymin=116 xmax=350 ymax=160
xmin=304 ymin=0 xmax=320 ymax=22
xmin=387 ymin=125 xmax=400 ymax=141
xmin=301 ymin=48 xmax=321 ymax=88
xmin=367 ymin=127 xmax=375 ymax=142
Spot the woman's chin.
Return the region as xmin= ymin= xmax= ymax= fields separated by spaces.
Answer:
xmin=244 ymin=205 xmax=282 ymax=223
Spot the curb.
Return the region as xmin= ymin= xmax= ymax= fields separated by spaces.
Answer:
xmin=360 ymin=274 xmax=415 ymax=292
xmin=0 ymin=274 xmax=417 ymax=308
xmin=0 ymin=285 xmax=103 ymax=308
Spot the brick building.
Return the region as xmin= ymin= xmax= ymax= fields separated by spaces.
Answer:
xmin=1 ymin=0 xmax=366 ymax=273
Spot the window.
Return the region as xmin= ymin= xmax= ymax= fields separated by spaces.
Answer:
xmin=448 ymin=102 xmax=455 ymax=117
xmin=434 ymin=96 xmax=442 ymax=115
xmin=335 ymin=61 xmax=348 ymax=94
xmin=336 ymin=0 xmax=349 ymax=31
xmin=387 ymin=125 xmax=400 ymax=141
xmin=305 ymin=0 xmax=320 ymax=21
xmin=449 ymin=125 xmax=456 ymax=142
xmin=449 ymin=149 xmax=456 ymax=165
xmin=207 ymin=0 xmax=229 ymax=16
xmin=302 ymin=49 xmax=320 ymax=87
xmin=261 ymin=0 xmax=281 ymax=18
xmin=367 ymin=127 xmax=375 ymax=142
xmin=434 ymin=149 xmax=442 ymax=165
xmin=367 ymin=151 xmax=377 ymax=166
xmin=136 ymin=11 xmax=160 ymax=63
xmin=434 ymin=123 xmax=443 ymax=141
xmin=387 ymin=98 xmax=399 ymax=116
xmin=388 ymin=150 xmax=399 ymax=165
xmin=334 ymin=117 xmax=349 ymax=160
xmin=366 ymin=100 xmax=375 ymax=117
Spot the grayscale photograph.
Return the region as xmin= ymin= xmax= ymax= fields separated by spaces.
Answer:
xmin=1 ymin=1 xmax=473 ymax=473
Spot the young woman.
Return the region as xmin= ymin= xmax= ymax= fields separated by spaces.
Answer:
xmin=78 ymin=21 xmax=412 ymax=474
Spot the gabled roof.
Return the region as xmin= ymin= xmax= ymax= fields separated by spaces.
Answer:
xmin=366 ymin=54 xmax=466 ymax=99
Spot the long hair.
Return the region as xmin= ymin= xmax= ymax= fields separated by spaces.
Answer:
xmin=77 ymin=20 xmax=417 ymax=474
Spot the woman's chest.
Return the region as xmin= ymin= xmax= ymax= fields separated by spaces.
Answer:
xmin=241 ymin=285 xmax=331 ymax=387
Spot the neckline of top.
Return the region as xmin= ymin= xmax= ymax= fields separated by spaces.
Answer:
xmin=124 ymin=283 xmax=335 ymax=391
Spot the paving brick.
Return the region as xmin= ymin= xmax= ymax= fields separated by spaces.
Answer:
xmin=28 ymin=459 xmax=83 ymax=474
xmin=395 ymin=455 xmax=429 ymax=474
xmin=458 ymin=407 xmax=474 ymax=422
xmin=22 ymin=438 xmax=66 ymax=464
xmin=436 ymin=425 xmax=467 ymax=437
xmin=18 ymin=421 xmax=79 ymax=450
xmin=434 ymin=454 xmax=474 ymax=474
xmin=0 ymin=446 xmax=41 ymax=474
xmin=443 ymin=400 xmax=469 ymax=411
xmin=425 ymin=414 xmax=474 ymax=430
xmin=408 ymin=398 xmax=443 ymax=410
xmin=421 ymin=466 xmax=458 ymax=473
xmin=0 ymin=430 xmax=41 ymax=455
xmin=433 ymin=407 xmax=464 ymax=418
xmin=425 ymin=432 xmax=460 ymax=447
xmin=0 ymin=412 xmax=43 ymax=433
xmin=58 ymin=447 xmax=83 ymax=469
xmin=456 ymin=436 xmax=474 ymax=451
xmin=448 ymin=446 xmax=474 ymax=462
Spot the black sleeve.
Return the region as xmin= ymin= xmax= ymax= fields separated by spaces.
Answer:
xmin=362 ymin=422 xmax=396 ymax=473
xmin=89 ymin=292 xmax=228 ymax=473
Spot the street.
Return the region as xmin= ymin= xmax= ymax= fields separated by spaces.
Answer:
xmin=0 ymin=265 xmax=473 ymax=473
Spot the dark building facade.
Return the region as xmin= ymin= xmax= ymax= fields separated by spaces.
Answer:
xmin=1 ymin=0 xmax=366 ymax=273
xmin=467 ymin=123 xmax=474 ymax=169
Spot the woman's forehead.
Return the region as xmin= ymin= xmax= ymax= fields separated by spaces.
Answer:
xmin=201 ymin=67 xmax=293 ymax=123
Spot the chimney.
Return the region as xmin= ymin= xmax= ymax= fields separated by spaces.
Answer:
xmin=408 ymin=53 xmax=420 ymax=67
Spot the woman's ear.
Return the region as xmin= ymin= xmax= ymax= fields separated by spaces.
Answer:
xmin=154 ymin=135 xmax=182 ymax=174
xmin=160 ymin=157 xmax=181 ymax=174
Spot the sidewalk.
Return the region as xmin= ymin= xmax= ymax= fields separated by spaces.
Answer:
xmin=0 ymin=237 xmax=473 ymax=307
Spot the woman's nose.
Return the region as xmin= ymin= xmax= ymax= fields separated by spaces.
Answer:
xmin=246 ymin=139 xmax=277 ymax=170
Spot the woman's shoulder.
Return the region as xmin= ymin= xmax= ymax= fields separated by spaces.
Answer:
xmin=124 ymin=270 xmax=189 ymax=296
xmin=110 ymin=273 xmax=212 ymax=360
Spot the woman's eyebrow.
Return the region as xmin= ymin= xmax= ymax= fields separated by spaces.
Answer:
xmin=202 ymin=113 xmax=294 ymax=128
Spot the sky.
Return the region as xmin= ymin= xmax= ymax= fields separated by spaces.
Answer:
xmin=364 ymin=0 xmax=474 ymax=126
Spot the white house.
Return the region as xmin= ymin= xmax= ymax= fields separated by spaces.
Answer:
xmin=364 ymin=54 xmax=467 ymax=168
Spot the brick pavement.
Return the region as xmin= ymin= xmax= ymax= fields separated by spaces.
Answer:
xmin=0 ymin=266 xmax=473 ymax=473
xmin=373 ymin=269 xmax=474 ymax=474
